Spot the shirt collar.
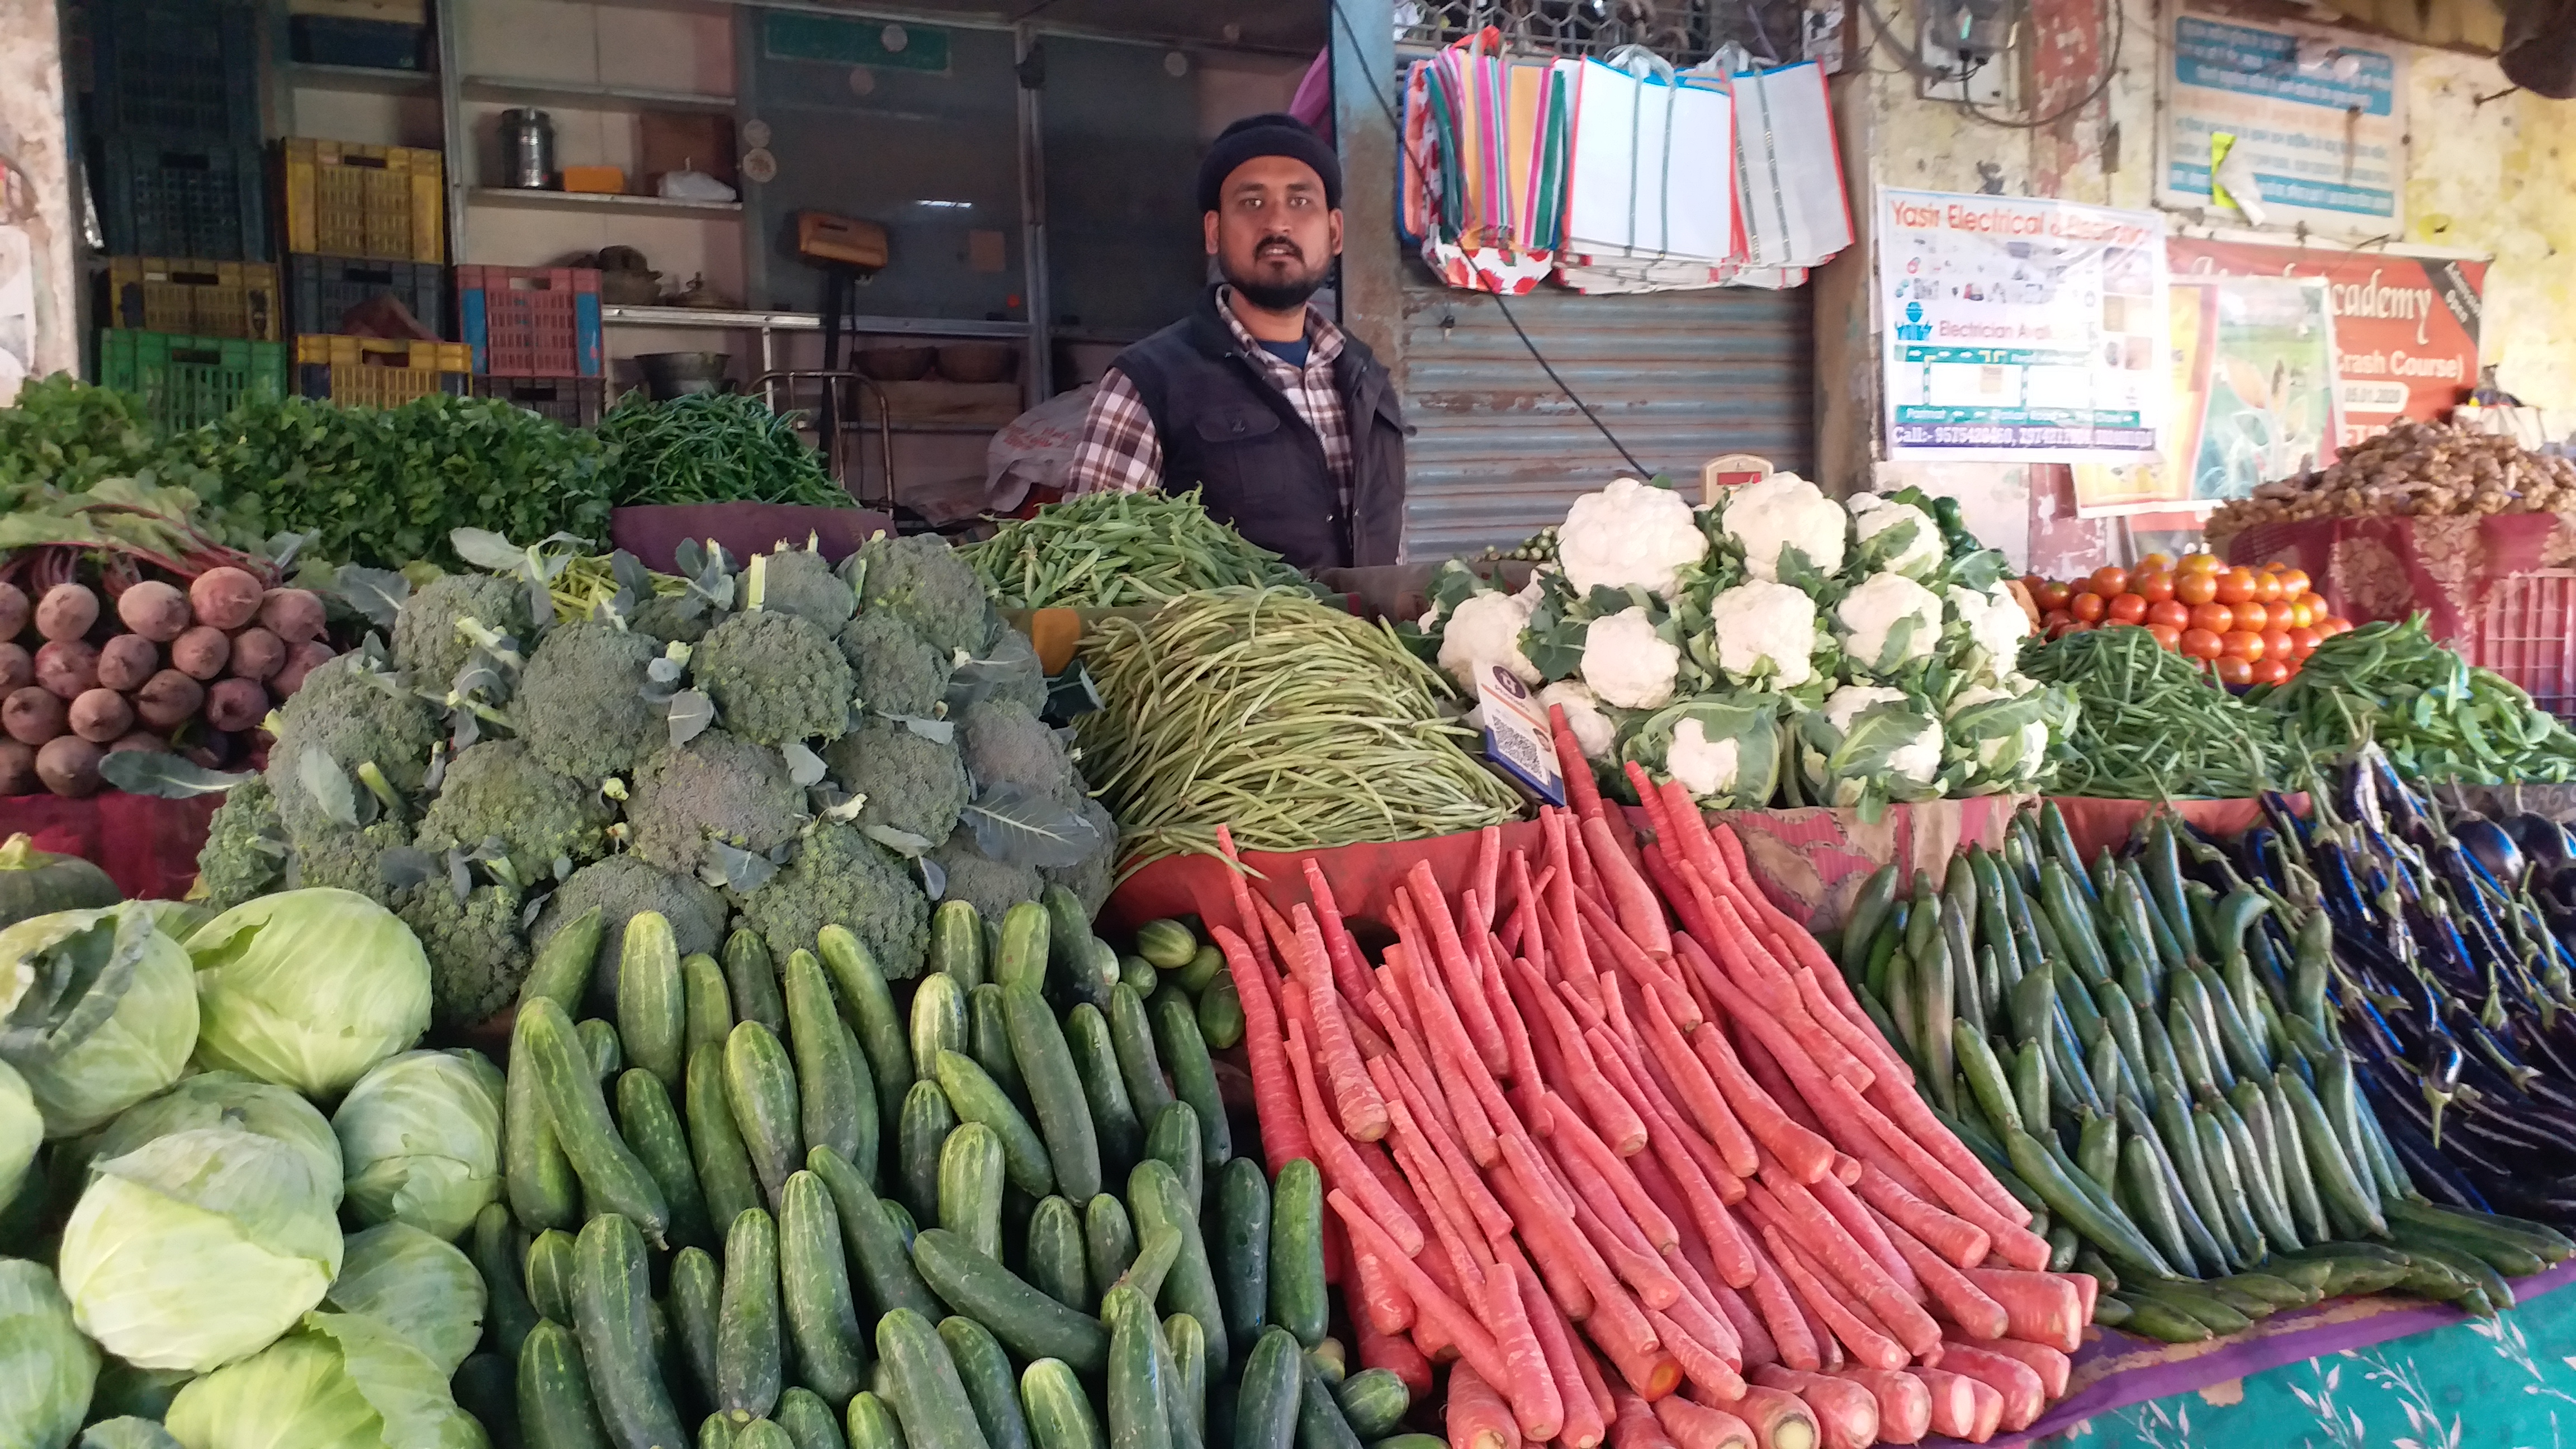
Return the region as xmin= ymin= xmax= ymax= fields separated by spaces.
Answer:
xmin=1216 ymin=287 xmax=1346 ymax=368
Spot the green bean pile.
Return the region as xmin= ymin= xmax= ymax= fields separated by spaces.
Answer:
xmin=2248 ymin=614 xmax=2576 ymax=783
xmin=2023 ymin=624 xmax=2291 ymax=799
xmin=597 ymin=391 xmax=850 ymax=507
xmin=1077 ymin=587 xmax=1523 ymax=870
xmin=962 ymin=488 xmax=1311 ymax=608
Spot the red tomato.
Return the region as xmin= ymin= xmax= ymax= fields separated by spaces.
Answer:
xmin=2175 ymin=572 xmax=2218 ymax=607
xmin=2089 ymin=566 xmax=2131 ymax=600
xmin=2042 ymin=609 xmax=2075 ymax=631
xmin=2189 ymin=602 xmax=2235 ymax=636
xmin=2248 ymin=657 xmax=2290 ymax=686
xmin=2233 ymin=600 xmax=2269 ymax=633
xmin=2147 ymin=599 xmax=2191 ymax=630
xmin=2177 ymin=552 xmax=2223 ymax=577
xmin=2252 ymin=570 xmax=2285 ymax=605
xmin=2214 ymin=566 xmax=2258 ymax=606
xmin=2261 ymin=628 xmax=2294 ymax=662
xmin=2215 ymin=656 xmax=2255 ymax=687
xmin=2278 ymin=568 xmax=2312 ymax=601
xmin=2047 ymin=619 xmax=2091 ymax=640
xmin=2288 ymin=626 xmax=2321 ymax=659
xmin=2070 ymin=591 xmax=2108 ymax=623
xmin=2146 ymin=622 xmax=2183 ymax=650
xmin=2139 ymin=552 xmax=2176 ymax=573
xmin=2318 ymin=615 xmax=2352 ymax=636
xmin=2131 ymin=570 xmax=2176 ymax=605
xmin=2222 ymin=629 xmax=2266 ymax=662
xmin=2108 ymin=593 xmax=2149 ymax=624
xmin=2036 ymin=581 xmax=2074 ymax=612
xmin=2179 ymin=627 xmax=2225 ymax=660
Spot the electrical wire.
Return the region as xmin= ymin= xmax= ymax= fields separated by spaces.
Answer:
xmin=1329 ymin=0 xmax=1654 ymax=478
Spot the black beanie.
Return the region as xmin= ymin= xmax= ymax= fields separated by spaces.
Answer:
xmin=1196 ymin=113 xmax=1343 ymax=215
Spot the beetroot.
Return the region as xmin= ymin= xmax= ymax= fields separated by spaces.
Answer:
xmin=2 ymin=688 xmax=65 ymax=745
xmin=68 ymin=689 xmax=135 ymax=744
xmin=115 ymin=580 xmax=191 ymax=642
xmin=106 ymin=731 xmax=165 ymax=755
xmin=132 ymin=671 xmax=205 ymax=731
xmin=0 ymin=741 xmax=35 ymax=795
xmin=227 ymin=627 xmax=285 ymax=682
xmin=95 ymin=634 xmax=159 ymax=692
xmin=203 ymin=678 xmax=270 ymax=733
xmin=37 ymin=736 xmax=103 ymax=798
xmin=257 ymin=588 xmax=327 ymax=645
xmin=188 ymin=567 xmax=264 ymax=631
xmin=273 ymin=641 xmax=335 ymax=698
xmin=0 ymin=644 xmax=30 ymax=693
xmin=0 ymin=583 xmax=27 ymax=643
xmin=169 ymin=626 xmax=230 ymax=681
xmin=35 ymin=584 xmax=100 ymax=643
xmin=34 ymin=640 xmax=99 ymax=700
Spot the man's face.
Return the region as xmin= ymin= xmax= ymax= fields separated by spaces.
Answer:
xmin=1204 ymin=154 xmax=1342 ymax=312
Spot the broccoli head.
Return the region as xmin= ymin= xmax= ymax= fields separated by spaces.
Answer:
xmin=397 ymin=879 xmax=532 ymax=1031
xmin=1038 ymin=794 xmax=1120 ymax=916
xmin=959 ymin=698 xmax=1082 ymax=806
xmin=735 ymin=822 xmax=930 ymax=979
xmin=195 ymin=779 xmax=287 ymax=911
xmin=838 ymin=612 xmax=951 ymax=719
xmin=515 ymin=621 xmax=662 ymax=783
xmin=849 ymin=533 xmax=993 ymax=657
xmin=750 ymin=548 xmax=856 ymax=631
xmin=414 ymin=738 xmax=617 ymax=885
xmin=283 ymin=818 xmax=411 ymax=903
xmin=626 ymin=728 xmax=804 ymax=876
xmin=928 ymin=825 xmax=1044 ymax=922
xmin=692 ymin=608 xmax=855 ymax=747
xmin=824 ymin=721 xmax=970 ymax=846
xmin=626 ymin=591 xmax=717 ymax=646
xmin=529 ymin=854 xmax=727 ymax=996
xmin=265 ymin=652 xmax=444 ymax=843
xmin=393 ymin=572 xmax=534 ymax=691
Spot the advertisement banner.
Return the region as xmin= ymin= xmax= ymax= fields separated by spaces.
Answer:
xmin=1878 ymin=188 xmax=2169 ymax=463
xmin=2160 ymin=7 xmax=2406 ymax=238
xmin=2166 ymin=236 xmax=2484 ymax=445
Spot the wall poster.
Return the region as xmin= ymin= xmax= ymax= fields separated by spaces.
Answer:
xmin=2159 ymin=7 xmax=2407 ymax=239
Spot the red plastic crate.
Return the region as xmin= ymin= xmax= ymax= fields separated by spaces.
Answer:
xmin=456 ymin=266 xmax=603 ymax=377
xmin=2476 ymin=569 xmax=2576 ymax=720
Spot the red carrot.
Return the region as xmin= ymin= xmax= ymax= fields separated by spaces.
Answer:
xmin=2062 ymin=1270 xmax=2099 ymax=1325
xmin=1654 ymin=1395 xmax=1755 ymax=1449
xmin=1730 ymin=1384 xmax=1822 ymax=1449
xmin=1915 ymin=1367 xmax=2001 ymax=1443
xmin=1595 ymin=1031 xmax=1749 ymax=1211
xmin=1286 ymin=905 xmax=1390 ymax=1142
xmin=1821 ymin=1074 xmax=2030 ymax=1254
xmin=1509 ymin=849 xmax=1552 ymax=981
xmin=1791 ymin=962 xmax=1910 ymax=1086
xmin=1447 ymin=1364 xmax=1519 ymax=1449
xmin=1507 ymin=956 xmax=1648 ymax=1157
xmin=1330 ymin=1187 xmax=1508 ymax=1377
xmin=1635 ymin=981 xmax=1767 ymax=1178
xmin=1626 ymin=761 xmax=1679 ymax=853
xmin=1821 ymin=1368 xmax=1929 ymax=1446
xmin=1578 ymin=892 xmax=1701 ymax=1029
xmin=1852 ymin=1163 xmax=1989 ymax=1268
xmin=1370 ymin=979 xmax=1455 ymax=1140
xmin=1298 ymin=857 xmax=1380 ymax=1017
xmin=1745 ymin=1163 xmax=1939 ymax=1356
xmin=1646 ymin=1306 xmax=1745 ymax=1399
xmin=1930 ymin=1343 xmax=2045 ymax=1433
xmin=1545 ymin=807 xmax=1604 ymax=976
xmin=1490 ymin=1139 xmax=1595 ymax=1320
xmin=1215 ymin=824 xmax=1280 ymax=973
xmin=1550 ymin=706 xmax=1607 ymax=820
xmin=1746 ymin=1368 xmax=1877 ymax=1449
xmin=1353 ymin=1301 xmax=1433 ymax=1396
xmin=1642 ymin=841 xmax=1723 ymax=949
xmin=1285 ymin=1017 xmax=1423 ymax=1255
xmin=1684 ymin=907 xmax=1871 ymax=1092
xmin=1656 ymin=1254 xmax=1744 ymax=1363
xmin=1584 ymin=812 xmax=1674 ymax=960
xmin=1478 ymin=1251 xmax=1565 ymax=1442
xmin=1707 ymin=825 xmax=1865 ymax=1006
xmin=1570 ymin=1314 xmax=1621 ymax=1423
xmin=1865 ymin=1203 xmax=2008 ymax=1341
xmin=1959 ymin=1267 xmax=2083 ymax=1353
xmin=1554 ymin=1145 xmax=1685 ymax=1309
xmin=1346 ymin=1234 xmax=1413 ymax=1335
xmin=1743 ymin=1235 xmax=1821 ymax=1371
xmin=1519 ymin=1254 xmax=1607 ymax=1449
xmin=1614 ymin=1394 xmax=1682 ymax=1449
xmin=1542 ymin=1090 xmax=1678 ymax=1250
xmin=1213 ymin=924 xmax=1310 ymax=1174
xmin=1631 ymin=1131 xmax=1759 ymax=1293
xmin=1409 ymin=860 xmax=1510 ymax=1074
xmin=1385 ymin=926 xmax=1500 ymax=1166
xmin=1808 ymin=1167 xmax=1917 ymax=1299
xmin=1497 ymin=1139 xmax=1672 ymax=1394
xmin=1368 ymin=1054 xmax=1513 ymax=1242
xmin=1473 ymin=824 xmax=1503 ymax=932
xmin=1679 ymin=993 xmax=1832 ymax=1183
xmin=1709 ymin=1275 xmax=1778 ymax=1368
xmin=1755 ymin=1223 xmax=1905 ymax=1371
xmin=1976 ymin=1338 xmax=2071 ymax=1399
xmin=1732 ymin=1025 xmax=1831 ymax=1138
xmin=1655 ymin=779 xmax=1730 ymax=887
xmin=1860 ymin=1074 xmax=2031 ymax=1229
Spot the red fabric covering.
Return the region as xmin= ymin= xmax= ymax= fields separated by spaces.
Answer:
xmin=0 ymin=792 xmax=221 ymax=900
xmin=2222 ymin=512 xmax=2569 ymax=653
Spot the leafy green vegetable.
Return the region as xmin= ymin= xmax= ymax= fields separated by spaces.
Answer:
xmin=164 ymin=1311 xmax=487 ymax=1449
xmin=323 ymin=1223 xmax=489 ymax=1377
xmin=185 ymin=888 xmax=430 ymax=1098
xmin=333 ymin=1049 xmax=508 ymax=1242
xmin=596 ymin=391 xmax=847 ymax=507
xmin=0 ymin=1257 xmax=98 ymax=1449
xmin=0 ymin=906 xmax=197 ymax=1138
xmin=2248 ymin=614 xmax=2576 ymax=784
xmin=0 ymin=375 xmax=161 ymax=493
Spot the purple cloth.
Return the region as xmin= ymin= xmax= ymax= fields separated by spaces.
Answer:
xmin=1924 ymin=1259 xmax=2576 ymax=1447
xmin=608 ymin=504 xmax=894 ymax=573
xmin=1290 ymin=49 xmax=1333 ymax=143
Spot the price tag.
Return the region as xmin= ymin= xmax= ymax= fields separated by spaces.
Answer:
xmin=1476 ymin=664 xmax=1564 ymax=807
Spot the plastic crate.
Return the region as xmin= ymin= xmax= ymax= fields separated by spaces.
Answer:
xmin=96 ymin=135 xmax=268 ymax=261
xmin=287 ymin=16 xmax=428 ymax=69
xmin=105 ymin=258 xmax=282 ymax=342
xmin=293 ymin=335 xmax=471 ymax=408
xmin=281 ymin=138 xmax=446 ymax=264
xmin=286 ymin=254 xmax=449 ymax=338
xmin=2476 ymin=569 xmax=2576 ymax=719
xmin=96 ymin=330 xmax=288 ymax=432
xmin=456 ymin=266 xmax=604 ymax=377
xmin=87 ymin=0 xmax=263 ymax=147
xmin=472 ymin=375 xmax=608 ymax=428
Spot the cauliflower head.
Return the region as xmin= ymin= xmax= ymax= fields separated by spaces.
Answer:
xmin=750 ymin=547 xmax=856 ymax=630
xmin=1558 ymin=478 xmax=1709 ymax=599
xmin=825 ymin=721 xmax=972 ymax=846
xmin=1706 ymin=579 xmax=1819 ymax=689
xmin=1580 ymin=608 xmax=1682 ymax=711
xmin=694 ymin=609 xmax=858 ymax=747
xmin=1947 ymin=584 xmax=2032 ymax=681
xmin=393 ymin=573 xmax=533 ymax=690
xmin=1718 ymin=472 xmax=1847 ymax=582
xmin=839 ymin=612 xmax=952 ymax=719
xmin=414 ymin=738 xmax=617 ymax=884
xmin=515 ymin=621 xmax=662 ymax=783
xmin=850 ymin=533 xmax=995 ymax=657
xmin=735 ymin=822 xmax=931 ymax=980
xmin=1802 ymin=684 xmax=1944 ymax=809
xmin=1849 ymin=493 xmax=1944 ymax=580
xmin=1668 ymin=718 xmax=1744 ymax=799
xmin=1836 ymin=572 xmax=1945 ymax=676
xmin=1618 ymin=694 xmax=1783 ymax=808
xmin=1436 ymin=589 xmax=1540 ymax=692
xmin=1538 ymin=681 xmax=1616 ymax=760
xmin=529 ymin=855 xmax=728 ymax=1000
xmin=1944 ymin=681 xmax=2049 ymax=790
xmin=626 ymin=729 xmax=805 ymax=875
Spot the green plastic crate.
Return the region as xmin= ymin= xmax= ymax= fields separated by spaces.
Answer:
xmin=96 ymin=329 xmax=287 ymax=432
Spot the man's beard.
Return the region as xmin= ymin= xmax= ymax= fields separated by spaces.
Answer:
xmin=1224 ymin=240 xmax=1328 ymax=312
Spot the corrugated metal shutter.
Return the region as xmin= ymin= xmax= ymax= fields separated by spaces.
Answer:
xmin=1396 ymin=276 xmax=1813 ymax=560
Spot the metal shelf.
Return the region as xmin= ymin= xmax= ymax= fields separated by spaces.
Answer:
xmin=601 ymin=305 xmax=1030 ymax=340
xmin=460 ymin=75 xmax=735 ymax=112
xmin=286 ymin=62 xmax=438 ymax=96
xmin=468 ymin=187 xmax=743 ymax=219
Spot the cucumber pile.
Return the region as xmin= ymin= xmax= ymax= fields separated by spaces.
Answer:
xmin=1835 ymin=802 xmax=2575 ymax=1341
xmin=483 ymin=886 xmax=1410 ymax=1449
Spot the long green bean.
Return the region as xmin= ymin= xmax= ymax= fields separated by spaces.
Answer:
xmin=2023 ymin=624 xmax=2290 ymax=799
xmin=963 ymin=489 xmax=1310 ymax=608
xmin=2247 ymin=614 xmax=2576 ymax=784
xmin=1076 ymin=588 xmax=1521 ymax=871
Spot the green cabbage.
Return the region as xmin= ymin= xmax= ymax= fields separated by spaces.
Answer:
xmin=323 ymin=1223 xmax=486 ymax=1377
xmin=16 ymin=920 xmax=196 ymax=1138
xmin=164 ymin=1312 xmax=490 ymax=1449
xmin=79 ymin=1071 xmax=342 ymax=1208
xmin=0 ymin=1060 xmax=34 ymax=1208
xmin=185 ymin=889 xmax=430 ymax=1098
xmin=0 ymin=1258 xmax=100 ymax=1449
xmin=58 ymin=1128 xmax=343 ymax=1372
xmin=87 ymin=1358 xmax=196 ymax=1423
xmin=0 ymin=906 xmax=198 ymax=1137
xmin=333 ymin=1050 xmax=505 ymax=1242
xmin=82 ymin=1420 xmax=184 ymax=1449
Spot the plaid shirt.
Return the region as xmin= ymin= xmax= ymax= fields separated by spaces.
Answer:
xmin=1066 ymin=290 xmax=1355 ymax=517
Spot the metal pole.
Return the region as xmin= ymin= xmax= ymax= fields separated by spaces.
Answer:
xmin=1015 ymin=22 xmax=1053 ymax=408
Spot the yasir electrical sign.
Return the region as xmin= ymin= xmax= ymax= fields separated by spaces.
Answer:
xmin=2167 ymin=237 xmax=2485 ymax=446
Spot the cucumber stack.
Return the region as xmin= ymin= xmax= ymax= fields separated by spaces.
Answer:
xmin=1837 ymin=801 xmax=2574 ymax=1340
xmin=490 ymin=889 xmax=1407 ymax=1449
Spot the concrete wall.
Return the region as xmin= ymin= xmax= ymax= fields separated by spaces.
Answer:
xmin=0 ymin=0 xmax=72 ymax=401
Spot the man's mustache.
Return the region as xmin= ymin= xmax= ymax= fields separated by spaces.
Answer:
xmin=1254 ymin=237 xmax=1304 ymax=261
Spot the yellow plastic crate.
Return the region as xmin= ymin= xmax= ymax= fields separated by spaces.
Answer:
xmin=105 ymin=257 xmax=283 ymax=341
xmin=281 ymin=138 xmax=445 ymax=264
xmin=293 ymin=334 xmax=470 ymax=409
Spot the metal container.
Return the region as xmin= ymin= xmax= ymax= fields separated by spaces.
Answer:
xmin=637 ymin=352 xmax=731 ymax=400
xmin=499 ymin=108 xmax=557 ymax=190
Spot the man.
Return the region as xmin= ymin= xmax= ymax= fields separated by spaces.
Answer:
xmin=1065 ymin=113 xmax=1407 ymax=571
